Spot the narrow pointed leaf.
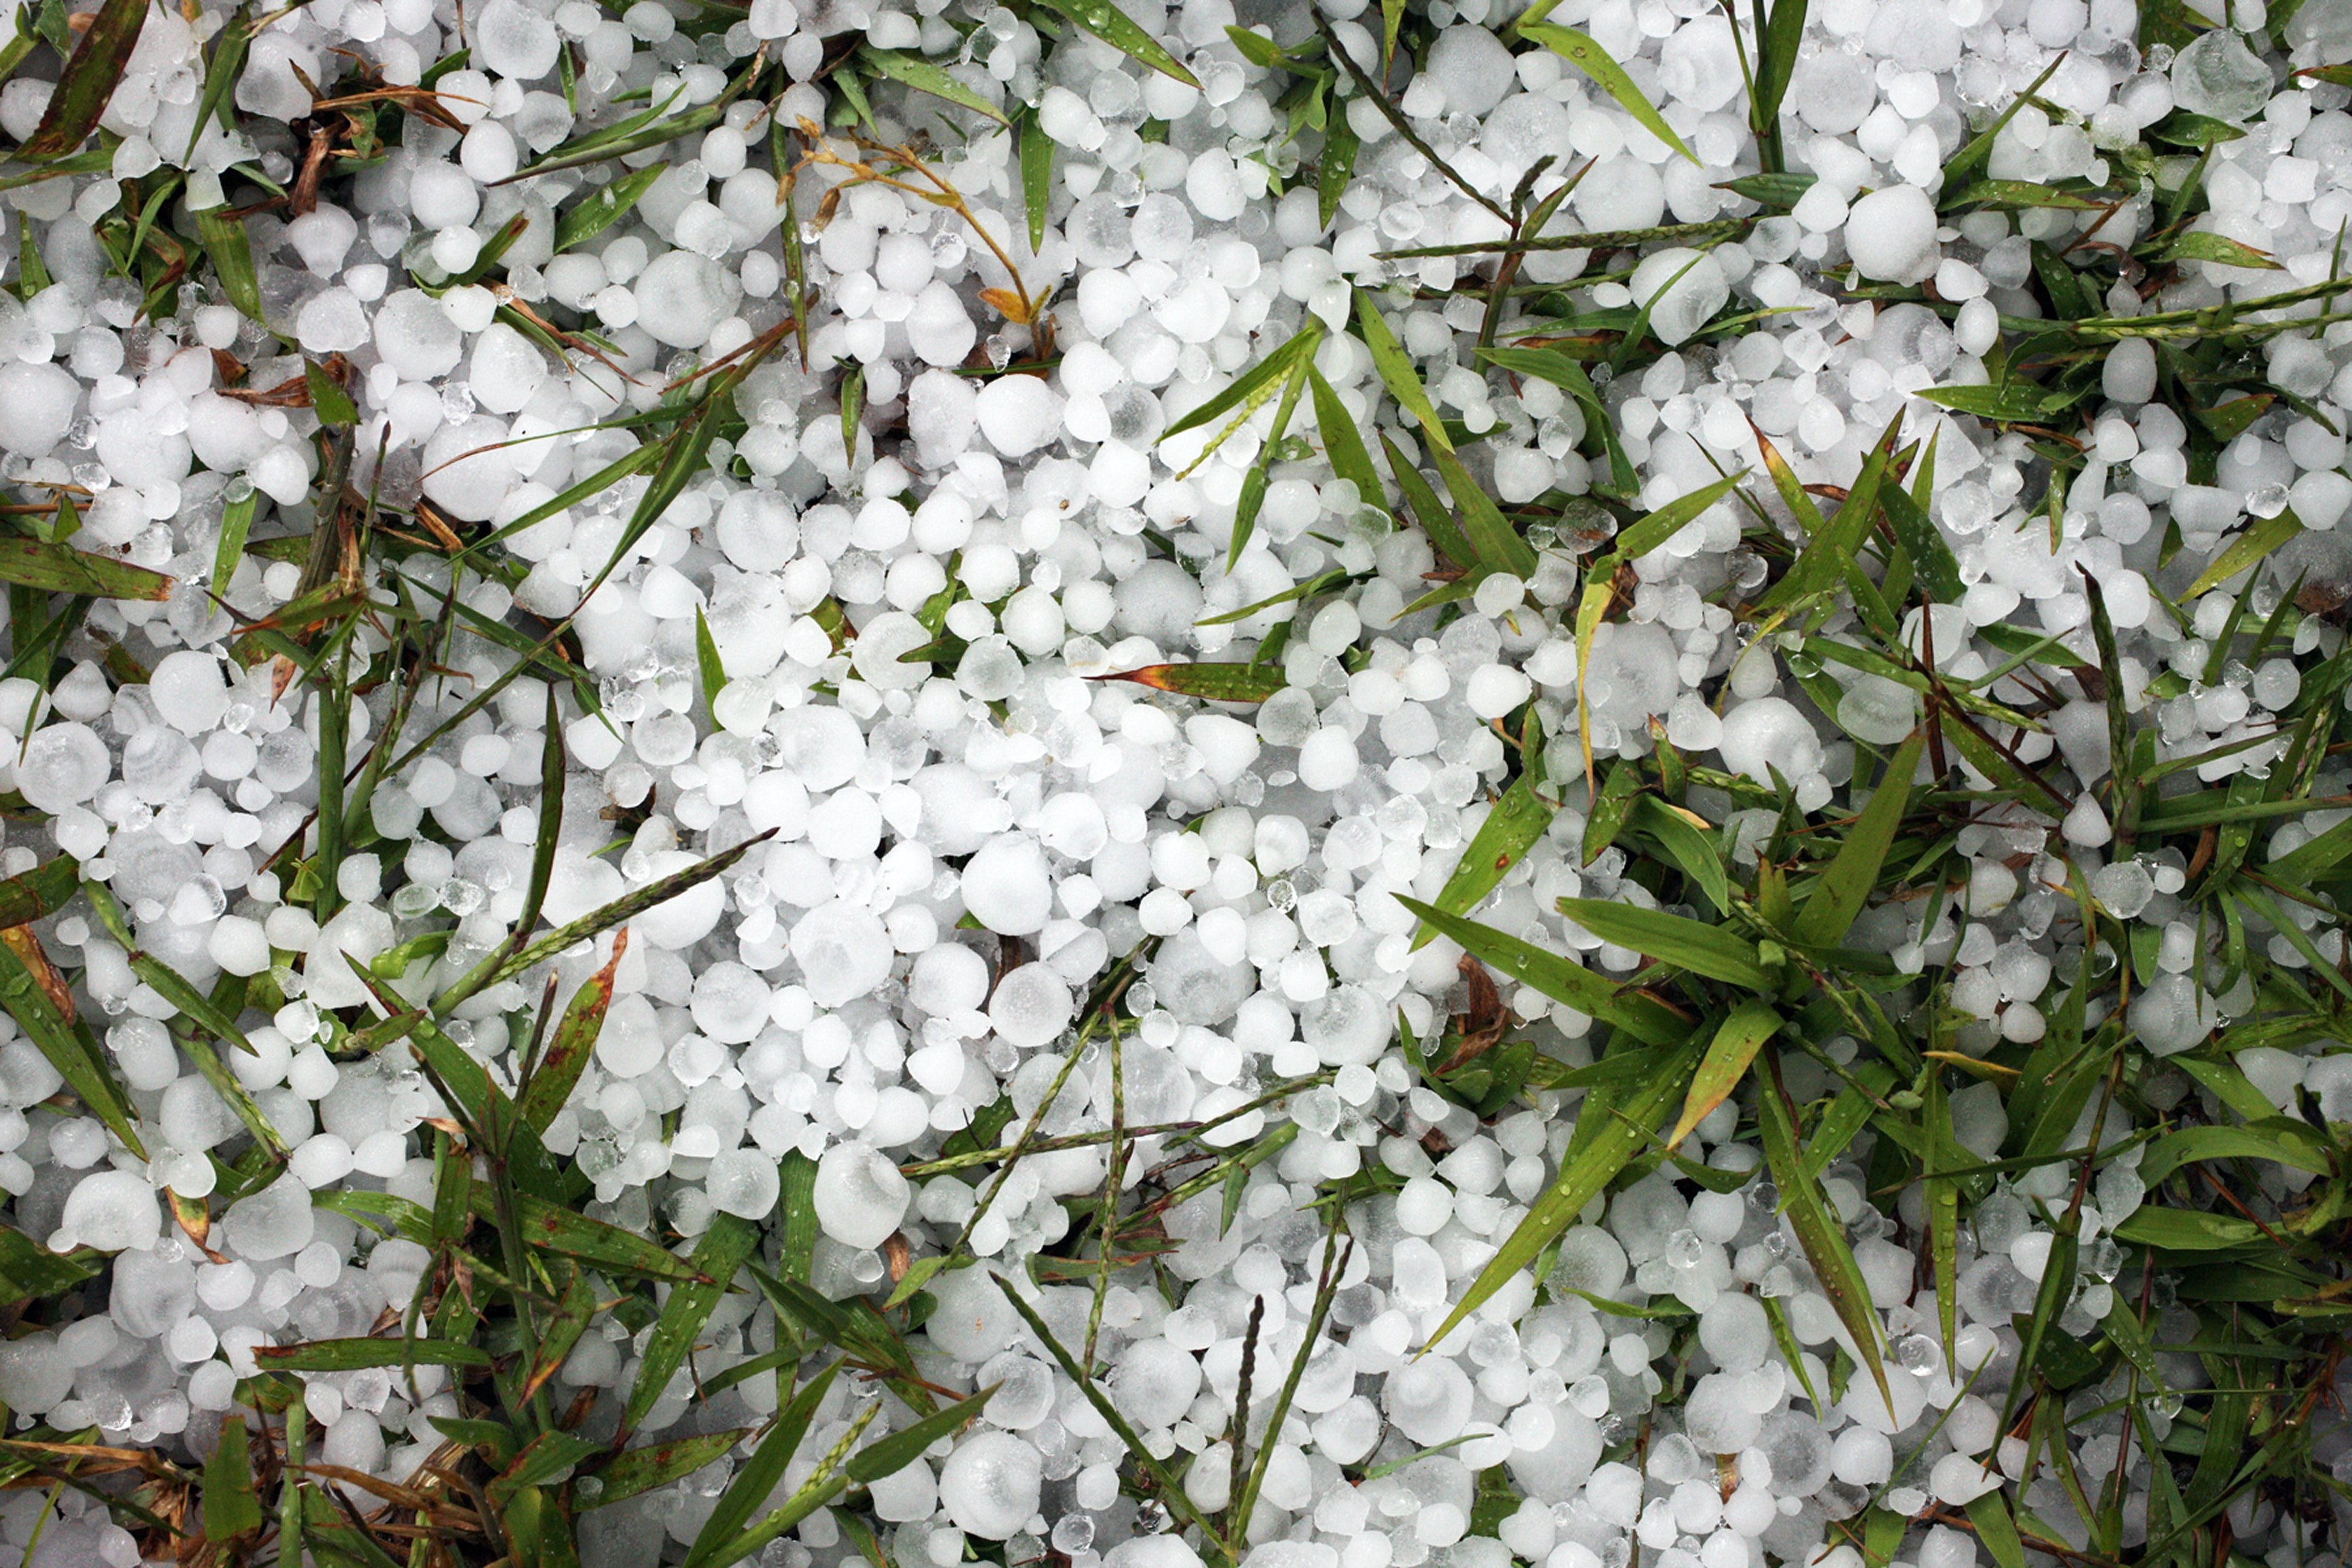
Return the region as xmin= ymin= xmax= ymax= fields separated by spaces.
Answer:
xmin=684 ymin=1361 xmax=840 ymax=1567
xmin=557 ymin=165 xmax=666 ymax=252
xmin=857 ymin=44 xmax=1009 ymax=123
xmin=1094 ymin=662 xmax=1285 ymax=702
xmin=1668 ymin=1002 xmax=1780 ymax=1151
xmin=1414 ymin=752 xmax=1554 ymax=949
xmin=1555 ymin=897 xmax=1772 ymax=988
xmin=0 ymin=536 xmax=172 ymax=599
xmin=203 ymin=1412 xmax=264 ymax=1540
xmin=1397 ymin=898 xmax=1688 ymax=1046
xmin=1425 ymin=1035 xmax=1703 ymax=1348
xmin=1034 ymin=0 xmax=1199 ymax=84
xmin=21 ymin=0 xmax=146 ymax=158
xmin=1519 ymin=23 xmax=1697 ymax=164
xmin=1791 ymin=732 xmax=1923 ymax=947
xmin=623 ymin=1211 xmax=759 ymax=1436
xmin=1757 ymin=1047 xmax=1890 ymax=1405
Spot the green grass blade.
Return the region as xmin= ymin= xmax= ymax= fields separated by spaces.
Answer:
xmin=202 ymin=1408 xmax=263 ymax=1540
xmin=1397 ymin=897 xmax=1689 ymax=1045
xmin=1032 ymin=0 xmax=1198 ymax=84
xmin=515 ymin=939 xmax=624 ymax=1135
xmin=1160 ymin=323 xmax=1323 ymax=444
xmin=20 ymin=0 xmax=144 ymax=158
xmin=1629 ymin=796 xmax=1730 ymax=914
xmin=621 ymin=1212 xmax=759 ymax=1437
xmin=1021 ymin=108 xmax=1053 ymax=250
xmin=0 ymin=934 xmax=143 ymax=1157
xmin=0 ymin=536 xmax=172 ymax=599
xmin=1519 ymin=23 xmax=1697 ymax=164
xmin=195 ymin=206 xmax=263 ymax=323
xmin=556 ymin=165 xmax=665 ymax=253
xmin=858 ymin=44 xmax=1009 ymax=123
xmin=1095 ymin=662 xmax=1286 ymax=702
xmin=1425 ymin=1035 xmax=1702 ymax=1348
xmin=1668 ymin=1000 xmax=1780 ymax=1151
xmin=1413 ymin=747 xmax=1555 ymax=949
xmin=1791 ymin=732 xmax=1923 ymax=947
xmin=1554 ymin=897 xmax=1772 ymax=988
xmin=684 ymin=1360 xmax=840 ymax=1565
xmin=1757 ymin=1047 xmax=1890 ymax=1406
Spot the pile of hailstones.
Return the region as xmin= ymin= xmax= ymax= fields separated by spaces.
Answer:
xmin=1 ymin=0 xmax=2352 ymax=1560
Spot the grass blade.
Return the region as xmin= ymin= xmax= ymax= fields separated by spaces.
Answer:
xmin=1790 ymin=732 xmax=1922 ymax=947
xmin=0 ymin=536 xmax=172 ymax=599
xmin=20 ymin=0 xmax=146 ymax=158
xmin=1094 ymin=662 xmax=1285 ymax=702
xmin=684 ymin=1361 xmax=839 ymax=1565
xmin=435 ymin=830 xmax=774 ymax=1013
xmin=1021 ymin=109 xmax=1053 ymax=251
xmin=858 ymin=44 xmax=1009 ymax=123
xmin=1413 ymin=744 xmax=1554 ymax=949
xmin=1669 ymin=1001 xmax=1780 ymax=1151
xmin=1519 ymin=24 xmax=1697 ymax=164
xmin=1555 ymin=897 xmax=1772 ymax=988
xmin=1397 ymin=897 xmax=1689 ymax=1045
xmin=556 ymin=166 xmax=665 ymax=253
xmin=0 ymin=932 xmax=142 ymax=1157
xmin=1756 ymin=1046 xmax=1890 ymax=1405
xmin=1426 ymin=1034 xmax=1703 ymax=1348
xmin=1160 ymin=324 xmax=1324 ymax=445
xmin=203 ymin=1409 xmax=263 ymax=1541
xmin=515 ymin=934 xmax=625 ymax=1135
xmin=621 ymin=1212 xmax=759 ymax=1437
xmin=1032 ymin=0 xmax=1199 ymax=85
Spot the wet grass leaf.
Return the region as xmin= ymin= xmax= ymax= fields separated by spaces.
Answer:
xmin=20 ymin=0 xmax=146 ymax=159
xmin=1424 ymin=1034 xmax=1703 ymax=1348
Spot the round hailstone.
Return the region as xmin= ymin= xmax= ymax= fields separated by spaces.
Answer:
xmin=1426 ymin=24 xmax=1515 ymax=117
xmin=960 ymin=834 xmax=1053 ymax=936
xmin=1716 ymin=697 xmax=1825 ymax=785
xmin=15 ymin=722 xmax=110 ymax=811
xmin=1628 ymin=248 xmax=1729 ymax=347
xmin=634 ymin=251 xmax=742 ymax=348
xmin=421 ymin=414 xmax=519 ymax=521
xmin=56 ymin=1170 xmax=162 ymax=1253
xmin=218 ymin=1173 xmax=316 ymax=1261
xmin=988 ymin=962 xmax=1073 ymax=1049
xmin=1144 ymin=926 xmax=1256 ymax=1026
xmin=1384 ymin=1357 xmax=1474 ymax=1444
xmin=1844 ymin=184 xmax=1940 ymax=283
xmin=975 ymin=374 xmax=1065 ymax=457
xmin=374 ymin=288 xmax=463 ymax=380
xmin=789 ymin=900 xmax=894 ymax=1007
xmin=631 ymin=849 xmax=729 ymax=949
xmin=474 ymin=0 xmax=561 ymax=78
xmin=706 ymin=1147 xmax=781 ymax=1219
xmin=0 ymin=360 xmax=77 ymax=457
xmin=938 ymin=1431 xmax=1043 ymax=1539
xmin=811 ymin=1141 xmax=910 ymax=1249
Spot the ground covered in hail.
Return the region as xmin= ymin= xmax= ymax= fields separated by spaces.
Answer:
xmin=4 ymin=0 xmax=2352 ymax=1563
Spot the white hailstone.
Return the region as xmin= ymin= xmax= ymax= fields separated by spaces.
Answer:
xmin=960 ymin=834 xmax=1053 ymax=936
xmin=939 ymin=1431 xmax=1044 ymax=1539
xmin=813 ymin=1141 xmax=911 ymax=1248
xmin=0 ymin=360 xmax=78 ymax=456
xmin=989 ymin=964 xmax=1074 ymax=1049
xmin=1844 ymin=184 xmax=1940 ymax=282
xmin=791 ymin=900 xmax=895 ymax=1007
xmin=1629 ymin=248 xmax=1729 ymax=347
xmin=56 ymin=1171 xmax=162 ymax=1253
xmin=634 ymin=250 xmax=742 ymax=347
xmin=706 ymin=1147 xmax=781 ymax=1218
xmin=374 ymin=289 xmax=464 ymax=380
xmin=1716 ymin=697 xmax=1824 ymax=785
xmin=975 ymin=374 xmax=1066 ymax=457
